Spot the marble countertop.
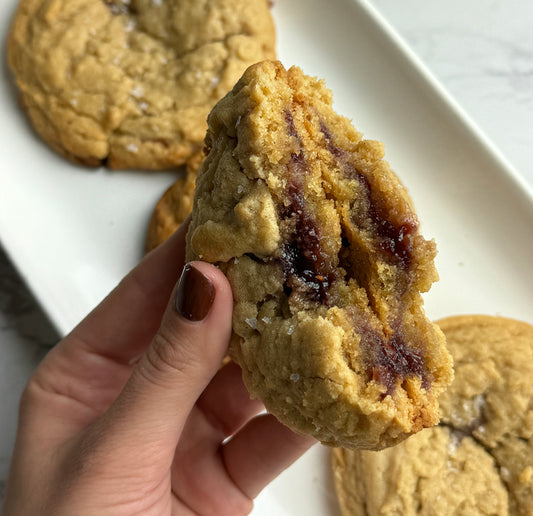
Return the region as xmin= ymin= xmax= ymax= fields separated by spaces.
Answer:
xmin=1 ymin=0 xmax=532 ymax=503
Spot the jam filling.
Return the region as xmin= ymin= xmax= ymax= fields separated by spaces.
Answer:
xmin=320 ymin=123 xmax=417 ymax=270
xmin=281 ymin=113 xmax=430 ymax=394
xmin=280 ymin=112 xmax=337 ymax=304
xmin=318 ymin=121 xmax=429 ymax=393
xmin=280 ymin=151 xmax=336 ymax=304
xmin=353 ymin=312 xmax=431 ymax=396
xmin=370 ymin=330 xmax=429 ymax=396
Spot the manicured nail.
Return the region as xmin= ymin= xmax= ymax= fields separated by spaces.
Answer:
xmin=175 ymin=263 xmax=215 ymax=321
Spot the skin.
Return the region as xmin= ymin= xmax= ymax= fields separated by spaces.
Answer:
xmin=1 ymin=219 xmax=315 ymax=516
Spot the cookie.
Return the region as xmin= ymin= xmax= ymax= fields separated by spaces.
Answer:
xmin=7 ymin=0 xmax=275 ymax=169
xmin=145 ymin=151 xmax=203 ymax=251
xmin=186 ymin=60 xmax=452 ymax=450
xmin=333 ymin=315 xmax=533 ymax=515
xmin=334 ymin=426 xmax=509 ymax=516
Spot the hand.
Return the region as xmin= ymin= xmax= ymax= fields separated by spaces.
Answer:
xmin=2 ymin=220 xmax=315 ymax=516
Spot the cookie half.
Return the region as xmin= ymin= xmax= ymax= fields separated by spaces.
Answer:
xmin=8 ymin=0 xmax=275 ymax=169
xmin=186 ymin=60 xmax=452 ymax=450
xmin=333 ymin=315 xmax=533 ymax=515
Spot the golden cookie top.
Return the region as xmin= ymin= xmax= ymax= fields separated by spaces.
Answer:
xmin=8 ymin=0 xmax=275 ymax=168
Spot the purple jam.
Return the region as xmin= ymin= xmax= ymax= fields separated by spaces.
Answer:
xmin=370 ymin=331 xmax=430 ymax=395
xmin=280 ymin=112 xmax=337 ymax=304
xmin=285 ymin=111 xmax=300 ymax=142
xmin=318 ymin=122 xmax=429 ymax=392
xmin=374 ymin=219 xmax=417 ymax=270
xmin=353 ymin=314 xmax=431 ymax=396
xmin=280 ymin=115 xmax=429 ymax=394
xmin=280 ymin=152 xmax=336 ymax=304
xmin=320 ymin=123 xmax=417 ymax=270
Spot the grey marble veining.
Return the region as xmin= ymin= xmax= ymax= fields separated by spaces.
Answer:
xmin=372 ymin=0 xmax=533 ymax=184
xmin=0 ymin=247 xmax=56 ymax=484
xmin=1 ymin=0 xmax=532 ymax=507
xmin=0 ymin=248 xmax=58 ymax=347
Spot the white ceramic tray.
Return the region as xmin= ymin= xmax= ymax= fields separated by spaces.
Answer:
xmin=2 ymin=0 xmax=533 ymax=513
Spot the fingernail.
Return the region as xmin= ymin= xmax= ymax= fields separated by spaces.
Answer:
xmin=175 ymin=263 xmax=215 ymax=321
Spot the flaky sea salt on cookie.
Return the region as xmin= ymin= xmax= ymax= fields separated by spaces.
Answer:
xmin=186 ymin=61 xmax=452 ymax=450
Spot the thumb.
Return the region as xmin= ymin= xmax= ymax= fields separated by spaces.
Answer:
xmin=96 ymin=261 xmax=233 ymax=462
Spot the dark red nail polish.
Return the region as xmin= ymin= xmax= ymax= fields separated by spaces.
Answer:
xmin=175 ymin=263 xmax=215 ymax=321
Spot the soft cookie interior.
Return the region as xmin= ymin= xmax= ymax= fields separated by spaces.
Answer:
xmin=187 ymin=60 xmax=452 ymax=450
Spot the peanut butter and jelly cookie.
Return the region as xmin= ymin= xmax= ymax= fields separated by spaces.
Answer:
xmin=186 ymin=60 xmax=452 ymax=450
xmin=8 ymin=0 xmax=275 ymax=169
xmin=333 ymin=315 xmax=533 ymax=515
xmin=146 ymin=151 xmax=203 ymax=251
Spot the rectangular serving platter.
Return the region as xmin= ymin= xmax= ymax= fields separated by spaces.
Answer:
xmin=1 ymin=0 xmax=532 ymax=513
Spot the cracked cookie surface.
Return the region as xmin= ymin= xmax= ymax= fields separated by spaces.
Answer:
xmin=186 ymin=60 xmax=452 ymax=450
xmin=8 ymin=0 xmax=275 ymax=169
xmin=333 ymin=315 xmax=533 ymax=515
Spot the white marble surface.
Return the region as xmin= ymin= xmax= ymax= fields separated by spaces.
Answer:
xmin=1 ymin=0 xmax=532 ymax=506
xmin=372 ymin=0 xmax=533 ymax=186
